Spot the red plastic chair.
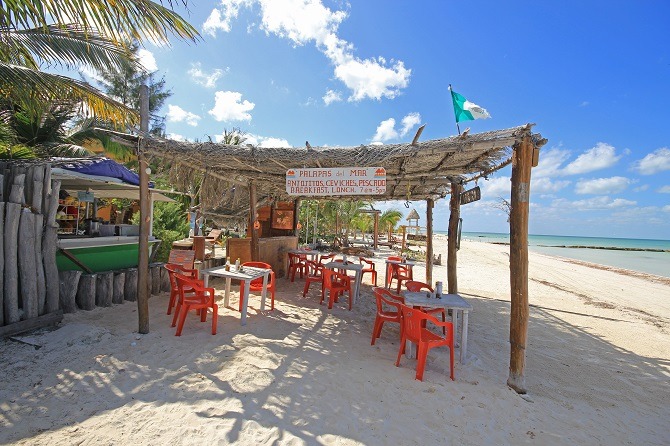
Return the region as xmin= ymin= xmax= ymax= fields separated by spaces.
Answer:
xmin=387 ymin=256 xmax=413 ymax=292
xmin=172 ymin=274 xmax=218 ymax=336
xmin=240 ymin=261 xmax=275 ymax=311
xmin=395 ymin=304 xmax=455 ymax=381
xmin=371 ymin=287 xmax=403 ymax=345
xmin=164 ymin=263 xmax=198 ymax=315
xmin=302 ymin=259 xmax=324 ymax=297
xmin=288 ymin=252 xmax=307 ymax=281
xmin=317 ymin=253 xmax=335 ymax=266
xmin=320 ymin=268 xmax=352 ymax=310
xmin=359 ymin=257 xmax=378 ymax=286
xmin=404 ymin=280 xmax=447 ymax=329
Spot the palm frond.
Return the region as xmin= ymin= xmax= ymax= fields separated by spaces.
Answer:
xmin=7 ymin=24 xmax=135 ymax=73
xmin=0 ymin=62 xmax=138 ymax=125
xmin=0 ymin=0 xmax=200 ymax=45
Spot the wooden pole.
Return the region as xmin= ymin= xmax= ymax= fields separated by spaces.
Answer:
xmin=373 ymin=211 xmax=379 ymax=250
xmin=249 ymin=180 xmax=258 ymax=261
xmin=137 ymin=84 xmax=151 ymax=334
xmin=426 ymin=198 xmax=434 ymax=285
xmin=507 ymin=135 xmax=534 ymax=394
xmin=401 ymin=225 xmax=406 ymax=251
xmin=447 ymin=182 xmax=461 ymax=294
xmin=293 ymin=199 xmax=300 ymax=237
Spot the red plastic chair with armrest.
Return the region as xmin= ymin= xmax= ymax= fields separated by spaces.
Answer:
xmin=395 ymin=304 xmax=455 ymax=381
xmin=164 ymin=263 xmax=199 ymax=315
xmin=302 ymin=259 xmax=325 ymax=297
xmin=240 ymin=261 xmax=275 ymax=311
xmin=172 ymin=274 xmax=218 ymax=336
xmin=321 ymin=268 xmax=352 ymax=310
xmin=359 ymin=257 xmax=378 ymax=286
xmin=371 ymin=287 xmax=403 ymax=345
xmin=288 ymin=252 xmax=307 ymax=281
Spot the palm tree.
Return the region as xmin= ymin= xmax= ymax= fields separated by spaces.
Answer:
xmin=379 ymin=208 xmax=403 ymax=238
xmin=0 ymin=1 xmax=200 ymax=126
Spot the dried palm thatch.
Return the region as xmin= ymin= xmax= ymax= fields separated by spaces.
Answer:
xmin=100 ymin=123 xmax=546 ymax=224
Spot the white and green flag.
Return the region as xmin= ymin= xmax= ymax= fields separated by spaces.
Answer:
xmin=449 ymin=85 xmax=491 ymax=122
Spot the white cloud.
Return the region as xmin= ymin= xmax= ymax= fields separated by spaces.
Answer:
xmin=480 ymin=176 xmax=510 ymax=196
xmin=371 ymin=112 xmax=421 ymax=143
xmin=664 ymin=205 xmax=670 ymax=212
xmin=574 ymin=176 xmax=631 ymax=195
xmin=633 ymin=184 xmax=649 ymax=192
xmin=658 ymin=185 xmax=670 ymax=193
xmin=206 ymin=0 xmax=411 ymax=101
xmin=400 ymin=112 xmax=421 ymax=137
xmin=232 ymin=133 xmax=291 ymax=148
xmin=323 ymin=89 xmax=342 ymax=105
xmin=166 ymin=105 xmax=201 ymax=126
xmin=208 ymin=91 xmax=255 ymax=122
xmin=531 ymin=177 xmax=570 ymax=193
xmin=551 ymin=196 xmax=636 ymax=211
xmin=533 ymin=147 xmax=571 ymax=179
xmin=188 ymin=63 xmax=226 ymax=88
xmin=562 ymin=142 xmax=621 ymax=175
xmin=372 ymin=118 xmax=398 ymax=142
xmin=167 ymin=133 xmax=186 ymax=142
xmin=633 ymin=147 xmax=670 ymax=175
xmin=137 ymin=48 xmax=157 ymax=72
xmin=579 ymin=101 xmax=589 ymax=107
xmin=203 ymin=4 xmax=246 ymax=36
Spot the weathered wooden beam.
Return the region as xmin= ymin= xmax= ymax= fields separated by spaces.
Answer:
xmin=249 ymin=180 xmax=259 ymax=261
xmin=507 ymin=135 xmax=533 ymax=394
xmin=426 ymin=198 xmax=434 ymax=284
xmin=447 ymin=182 xmax=461 ymax=294
xmin=0 ymin=310 xmax=63 ymax=339
xmin=137 ymin=84 xmax=151 ymax=334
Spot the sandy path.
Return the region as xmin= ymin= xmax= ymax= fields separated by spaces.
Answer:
xmin=1 ymin=237 xmax=668 ymax=445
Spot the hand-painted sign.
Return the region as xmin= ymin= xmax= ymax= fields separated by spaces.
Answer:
xmin=460 ymin=186 xmax=481 ymax=205
xmin=286 ymin=167 xmax=386 ymax=196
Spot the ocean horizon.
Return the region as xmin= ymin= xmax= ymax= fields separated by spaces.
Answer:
xmin=435 ymin=231 xmax=670 ymax=278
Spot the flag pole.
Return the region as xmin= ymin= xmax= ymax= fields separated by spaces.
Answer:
xmin=448 ymin=84 xmax=461 ymax=135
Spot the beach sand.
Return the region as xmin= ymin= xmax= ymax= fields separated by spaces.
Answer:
xmin=1 ymin=235 xmax=668 ymax=445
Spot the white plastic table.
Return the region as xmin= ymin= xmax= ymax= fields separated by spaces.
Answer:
xmin=200 ymin=265 xmax=271 ymax=326
xmin=323 ymin=261 xmax=364 ymax=304
xmin=402 ymin=291 xmax=473 ymax=362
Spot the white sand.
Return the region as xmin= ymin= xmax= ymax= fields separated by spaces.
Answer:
xmin=1 ymin=236 xmax=669 ymax=445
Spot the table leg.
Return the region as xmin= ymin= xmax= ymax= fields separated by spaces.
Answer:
xmin=461 ymin=310 xmax=469 ymax=363
xmin=202 ymin=273 xmax=209 ymax=287
xmin=224 ymin=277 xmax=231 ymax=307
xmin=405 ymin=339 xmax=415 ymax=359
xmin=241 ymin=280 xmax=250 ymax=326
xmin=260 ymin=273 xmax=268 ymax=311
xmin=353 ymin=270 xmax=362 ymax=304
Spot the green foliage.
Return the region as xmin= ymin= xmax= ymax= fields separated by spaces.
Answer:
xmin=153 ymin=201 xmax=189 ymax=234
xmin=153 ymin=229 xmax=183 ymax=263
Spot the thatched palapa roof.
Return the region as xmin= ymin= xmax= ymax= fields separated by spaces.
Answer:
xmin=105 ymin=124 xmax=546 ymax=223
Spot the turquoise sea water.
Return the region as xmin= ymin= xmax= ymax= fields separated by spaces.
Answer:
xmin=438 ymin=231 xmax=670 ymax=278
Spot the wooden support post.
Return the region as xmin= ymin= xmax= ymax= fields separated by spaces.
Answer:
xmin=373 ymin=211 xmax=379 ymax=250
xmin=124 ymin=268 xmax=138 ymax=302
xmin=249 ymin=180 xmax=259 ymax=261
xmin=426 ymin=198 xmax=434 ymax=285
xmin=112 ymin=271 xmax=126 ymax=304
xmin=507 ymin=135 xmax=534 ymax=394
xmin=95 ymin=272 xmax=113 ymax=307
xmin=137 ymin=84 xmax=151 ymax=333
xmin=447 ymin=182 xmax=461 ymax=294
xmin=58 ymin=270 xmax=81 ymax=313
xmin=401 ymin=225 xmax=406 ymax=252
xmin=293 ymin=199 xmax=300 ymax=237
xmin=76 ymin=274 xmax=97 ymax=311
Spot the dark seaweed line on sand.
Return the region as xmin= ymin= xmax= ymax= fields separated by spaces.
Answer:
xmin=489 ymin=242 xmax=668 ymax=253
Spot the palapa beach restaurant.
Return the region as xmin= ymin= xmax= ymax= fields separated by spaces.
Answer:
xmin=1 ymin=122 xmax=546 ymax=393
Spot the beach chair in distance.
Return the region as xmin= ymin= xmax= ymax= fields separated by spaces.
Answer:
xmin=371 ymin=287 xmax=403 ymax=345
xmin=240 ymin=261 xmax=276 ymax=311
xmin=395 ymin=304 xmax=455 ymax=381
xmin=205 ymin=228 xmax=223 ymax=243
xmin=172 ymin=274 xmax=218 ymax=336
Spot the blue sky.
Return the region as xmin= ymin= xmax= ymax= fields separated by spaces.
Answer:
xmin=100 ymin=1 xmax=670 ymax=239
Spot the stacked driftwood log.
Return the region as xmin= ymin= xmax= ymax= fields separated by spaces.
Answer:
xmin=0 ymin=161 xmax=59 ymax=328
